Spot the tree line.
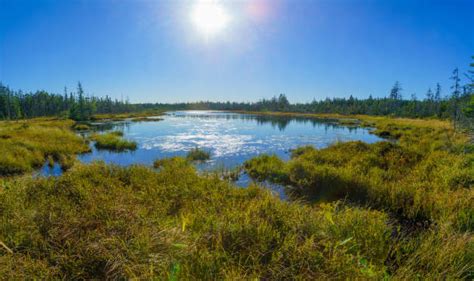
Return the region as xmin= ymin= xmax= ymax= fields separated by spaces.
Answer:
xmin=1 ymin=57 xmax=473 ymax=125
xmin=0 ymin=82 xmax=140 ymax=120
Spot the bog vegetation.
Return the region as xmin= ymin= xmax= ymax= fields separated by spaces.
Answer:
xmin=0 ymin=57 xmax=473 ymax=279
xmin=90 ymin=131 xmax=137 ymax=152
xmin=186 ymin=147 xmax=211 ymax=161
xmin=0 ymin=119 xmax=90 ymax=176
xmin=0 ymin=113 xmax=471 ymax=279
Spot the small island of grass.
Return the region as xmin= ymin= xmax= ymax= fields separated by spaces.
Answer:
xmin=186 ymin=147 xmax=211 ymax=161
xmin=90 ymin=131 xmax=137 ymax=151
xmin=72 ymin=123 xmax=91 ymax=131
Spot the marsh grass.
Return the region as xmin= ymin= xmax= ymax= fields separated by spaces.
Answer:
xmin=0 ymin=161 xmax=471 ymax=279
xmin=0 ymin=114 xmax=472 ymax=279
xmin=90 ymin=131 xmax=136 ymax=151
xmin=131 ymin=116 xmax=164 ymax=122
xmin=91 ymin=111 xmax=164 ymax=122
xmin=0 ymin=118 xmax=90 ymax=175
xmin=72 ymin=123 xmax=90 ymax=131
xmin=242 ymin=113 xmax=473 ymax=279
xmin=0 ymin=161 xmax=392 ymax=279
xmin=186 ymin=147 xmax=210 ymax=161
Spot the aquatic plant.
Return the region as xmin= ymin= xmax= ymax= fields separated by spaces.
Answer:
xmin=186 ymin=147 xmax=210 ymax=161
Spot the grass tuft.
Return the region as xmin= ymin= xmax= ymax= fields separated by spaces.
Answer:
xmin=90 ymin=131 xmax=136 ymax=151
xmin=186 ymin=147 xmax=210 ymax=161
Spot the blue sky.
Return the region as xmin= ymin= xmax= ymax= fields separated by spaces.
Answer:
xmin=0 ymin=0 xmax=473 ymax=103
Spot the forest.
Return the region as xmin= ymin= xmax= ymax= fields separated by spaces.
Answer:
xmin=1 ymin=61 xmax=474 ymax=125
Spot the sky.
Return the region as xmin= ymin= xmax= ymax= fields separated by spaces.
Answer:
xmin=0 ymin=0 xmax=473 ymax=103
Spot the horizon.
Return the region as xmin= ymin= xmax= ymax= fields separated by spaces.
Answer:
xmin=1 ymin=0 xmax=473 ymax=103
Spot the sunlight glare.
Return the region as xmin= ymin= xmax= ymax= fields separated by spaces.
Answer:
xmin=191 ymin=0 xmax=230 ymax=38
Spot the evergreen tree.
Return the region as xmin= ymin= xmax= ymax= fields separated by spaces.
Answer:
xmin=450 ymin=68 xmax=462 ymax=128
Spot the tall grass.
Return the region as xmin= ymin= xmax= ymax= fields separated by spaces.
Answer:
xmin=244 ymin=115 xmax=473 ymax=226
xmin=186 ymin=147 xmax=210 ymax=161
xmin=0 ymin=161 xmax=471 ymax=279
xmin=0 ymin=119 xmax=90 ymax=175
xmin=0 ymin=115 xmax=472 ymax=279
xmin=90 ymin=131 xmax=137 ymax=151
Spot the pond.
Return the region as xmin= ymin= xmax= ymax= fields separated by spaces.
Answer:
xmin=41 ymin=111 xmax=383 ymax=194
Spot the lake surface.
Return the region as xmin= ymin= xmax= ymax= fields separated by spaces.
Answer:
xmin=42 ymin=111 xmax=383 ymax=191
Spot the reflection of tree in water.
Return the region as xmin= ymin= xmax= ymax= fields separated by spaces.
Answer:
xmin=173 ymin=112 xmax=364 ymax=132
xmin=91 ymin=121 xmax=130 ymax=133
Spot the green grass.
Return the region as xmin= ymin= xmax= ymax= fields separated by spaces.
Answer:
xmin=0 ymin=161 xmax=471 ymax=279
xmin=90 ymin=131 xmax=137 ymax=152
xmin=0 ymin=115 xmax=472 ymax=279
xmin=91 ymin=111 xmax=164 ymax=121
xmin=0 ymin=118 xmax=90 ymax=175
xmin=131 ymin=116 xmax=164 ymax=122
xmin=72 ymin=123 xmax=91 ymax=131
xmin=186 ymin=147 xmax=210 ymax=161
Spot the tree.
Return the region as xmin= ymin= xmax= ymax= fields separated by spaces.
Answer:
xmin=450 ymin=68 xmax=462 ymax=129
xmin=389 ymin=81 xmax=402 ymax=100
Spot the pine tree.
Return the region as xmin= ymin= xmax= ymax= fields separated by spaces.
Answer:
xmin=450 ymin=68 xmax=462 ymax=129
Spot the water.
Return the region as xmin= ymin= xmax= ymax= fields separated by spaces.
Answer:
xmin=43 ymin=111 xmax=383 ymax=192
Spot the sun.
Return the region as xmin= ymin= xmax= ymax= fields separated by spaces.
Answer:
xmin=191 ymin=0 xmax=230 ymax=38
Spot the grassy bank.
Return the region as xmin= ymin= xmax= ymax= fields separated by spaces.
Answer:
xmin=243 ymin=111 xmax=473 ymax=224
xmin=0 ymin=118 xmax=90 ymax=176
xmin=1 ymin=161 xmax=471 ymax=279
xmin=241 ymin=112 xmax=473 ymax=278
xmin=91 ymin=111 xmax=164 ymax=122
xmin=90 ymin=131 xmax=137 ymax=151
